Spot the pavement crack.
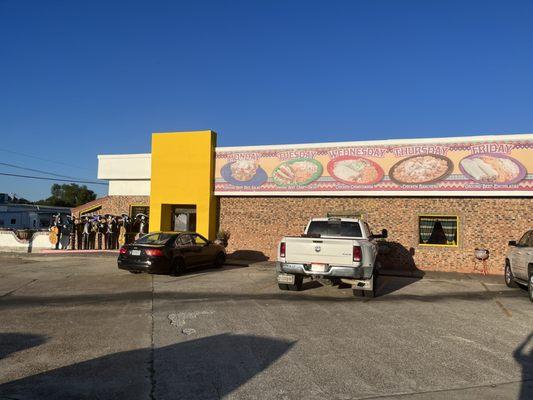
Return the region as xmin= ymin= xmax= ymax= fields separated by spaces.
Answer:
xmin=0 ymin=279 xmax=37 ymax=298
xmin=149 ymin=274 xmax=156 ymax=400
xmin=356 ymin=378 xmax=533 ymax=399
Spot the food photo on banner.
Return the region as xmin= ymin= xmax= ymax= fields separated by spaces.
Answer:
xmin=214 ymin=136 xmax=532 ymax=194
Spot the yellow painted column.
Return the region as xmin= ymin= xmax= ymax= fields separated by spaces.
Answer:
xmin=149 ymin=130 xmax=217 ymax=239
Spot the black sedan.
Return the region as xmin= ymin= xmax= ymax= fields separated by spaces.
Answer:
xmin=118 ymin=232 xmax=226 ymax=275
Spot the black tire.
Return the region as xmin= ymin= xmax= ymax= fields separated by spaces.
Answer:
xmin=288 ymin=275 xmax=303 ymax=291
xmin=527 ymin=265 xmax=533 ymax=302
xmin=214 ymin=252 xmax=226 ymax=268
xmin=370 ymin=271 xmax=378 ymax=298
xmin=278 ymin=283 xmax=289 ymax=290
xmin=171 ymin=258 xmax=186 ymax=276
xmin=504 ymin=260 xmax=518 ymax=288
xmin=352 ymin=272 xmax=378 ymax=298
xmin=129 ymin=271 xmax=141 ymax=274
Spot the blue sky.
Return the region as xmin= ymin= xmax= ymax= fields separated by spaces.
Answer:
xmin=1 ymin=0 xmax=533 ymax=200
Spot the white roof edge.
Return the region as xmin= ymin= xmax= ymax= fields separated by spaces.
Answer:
xmin=97 ymin=153 xmax=151 ymax=159
xmin=215 ymin=133 xmax=533 ymax=152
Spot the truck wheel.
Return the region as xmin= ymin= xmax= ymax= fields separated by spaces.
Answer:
xmin=288 ymin=275 xmax=303 ymax=291
xmin=278 ymin=283 xmax=289 ymax=291
xmin=367 ymin=271 xmax=378 ymax=298
xmin=352 ymin=273 xmax=378 ymax=298
xmin=504 ymin=260 xmax=518 ymax=288
xmin=527 ymin=265 xmax=533 ymax=301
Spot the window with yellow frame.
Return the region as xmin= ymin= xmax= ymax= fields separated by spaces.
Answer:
xmin=418 ymin=215 xmax=459 ymax=247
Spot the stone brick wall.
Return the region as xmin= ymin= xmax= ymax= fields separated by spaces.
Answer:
xmin=218 ymin=196 xmax=533 ymax=274
xmin=72 ymin=196 xmax=150 ymax=218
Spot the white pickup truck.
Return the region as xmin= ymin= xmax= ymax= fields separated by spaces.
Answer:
xmin=505 ymin=229 xmax=533 ymax=302
xmin=276 ymin=217 xmax=388 ymax=297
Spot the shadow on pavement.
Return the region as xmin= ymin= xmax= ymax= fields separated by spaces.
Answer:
xmin=377 ymin=275 xmax=422 ymax=297
xmin=227 ymin=250 xmax=269 ymax=262
xmin=1 ymin=285 xmax=529 ymax=309
xmin=0 ymin=333 xmax=47 ymax=359
xmin=514 ymin=332 xmax=533 ymax=400
xmin=0 ymin=333 xmax=294 ymax=400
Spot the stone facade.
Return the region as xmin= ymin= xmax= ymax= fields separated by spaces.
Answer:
xmin=218 ymin=196 xmax=533 ymax=274
xmin=72 ymin=195 xmax=150 ymax=218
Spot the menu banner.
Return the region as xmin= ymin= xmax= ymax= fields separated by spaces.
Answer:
xmin=214 ymin=135 xmax=533 ymax=196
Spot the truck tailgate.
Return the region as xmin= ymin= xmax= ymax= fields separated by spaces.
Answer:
xmin=284 ymin=237 xmax=354 ymax=265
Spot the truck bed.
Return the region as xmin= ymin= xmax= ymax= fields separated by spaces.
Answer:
xmin=283 ymin=236 xmax=359 ymax=266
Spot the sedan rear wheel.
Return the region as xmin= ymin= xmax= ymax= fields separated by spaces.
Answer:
xmin=214 ymin=252 xmax=226 ymax=268
xmin=172 ymin=258 xmax=186 ymax=276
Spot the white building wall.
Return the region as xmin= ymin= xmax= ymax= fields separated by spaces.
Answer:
xmin=98 ymin=154 xmax=151 ymax=180
xmin=97 ymin=153 xmax=151 ymax=196
xmin=108 ymin=180 xmax=151 ymax=196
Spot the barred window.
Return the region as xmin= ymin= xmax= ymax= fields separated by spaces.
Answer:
xmin=419 ymin=216 xmax=458 ymax=246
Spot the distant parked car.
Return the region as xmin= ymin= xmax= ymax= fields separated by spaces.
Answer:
xmin=118 ymin=232 xmax=226 ymax=275
xmin=505 ymin=229 xmax=533 ymax=302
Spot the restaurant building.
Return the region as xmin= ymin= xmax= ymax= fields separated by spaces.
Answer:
xmin=76 ymin=130 xmax=533 ymax=274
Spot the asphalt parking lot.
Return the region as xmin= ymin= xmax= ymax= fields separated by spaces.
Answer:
xmin=0 ymin=254 xmax=532 ymax=400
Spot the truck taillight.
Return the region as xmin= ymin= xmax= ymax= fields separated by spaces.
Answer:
xmin=145 ymin=249 xmax=164 ymax=257
xmin=280 ymin=242 xmax=286 ymax=258
xmin=353 ymin=246 xmax=362 ymax=262
xmin=119 ymin=246 xmax=127 ymax=255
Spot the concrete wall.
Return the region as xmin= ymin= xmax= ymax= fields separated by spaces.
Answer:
xmin=0 ymin=231 xmax=54 ymax=253
xmin=218 ymin=196 xmax=533 ymax=274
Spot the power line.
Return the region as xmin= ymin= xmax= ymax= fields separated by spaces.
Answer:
xmin=0 ymin=147 xmax=93 ymax=171
xmin=0 ymin=162 xmax=92 ymax=181
xmin=0 ymin=172 xmax=108 ymax=185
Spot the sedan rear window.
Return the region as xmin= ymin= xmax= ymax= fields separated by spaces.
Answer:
xmin=136 ymin=233 xmax=176 ymax=245
xmin=307 ymin=221 xmax=363 ymax=238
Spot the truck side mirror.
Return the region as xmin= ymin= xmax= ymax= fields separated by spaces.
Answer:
xmin=508 ymin=240 xmax=517 ymax=246
xmin=381 ymin=229 xmax=388 ymax=239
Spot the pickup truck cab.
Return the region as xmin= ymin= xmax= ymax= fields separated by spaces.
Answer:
xmin=276 ymin=217 xmax=387 ymax=297
xmin=505 ymin=229 xmax=533 ymax=302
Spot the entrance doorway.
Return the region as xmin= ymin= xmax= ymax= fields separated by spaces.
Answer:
xmin=171 ymin=205 xmax=197 ymax=232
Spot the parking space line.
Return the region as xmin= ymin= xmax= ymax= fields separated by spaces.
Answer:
xmin=480 ymin=281 xmax=512 ymax=318
xmin=494 ymin=299 xmax=512 ymax=318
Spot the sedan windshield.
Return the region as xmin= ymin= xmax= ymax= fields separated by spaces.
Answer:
xmin=135 ymin=233 xmax=176 ymax=245
xmin=307 ymin=221 xmax=363 ymax=238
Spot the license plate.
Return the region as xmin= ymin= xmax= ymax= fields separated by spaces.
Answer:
xmin=131 ymin=250 xmax=141 ymax=256
xmin=311 ymin=263 xmax=327 ymax=272
xmin=277 ymin=274 xmax=295 ymax=284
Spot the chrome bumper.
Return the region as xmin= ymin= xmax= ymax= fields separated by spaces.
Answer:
xmin=277 ymin=262 xmax=373 ymax=279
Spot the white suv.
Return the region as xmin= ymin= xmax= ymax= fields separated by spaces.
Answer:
xmin=505 ymin=229 xmax=533 ymax=302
